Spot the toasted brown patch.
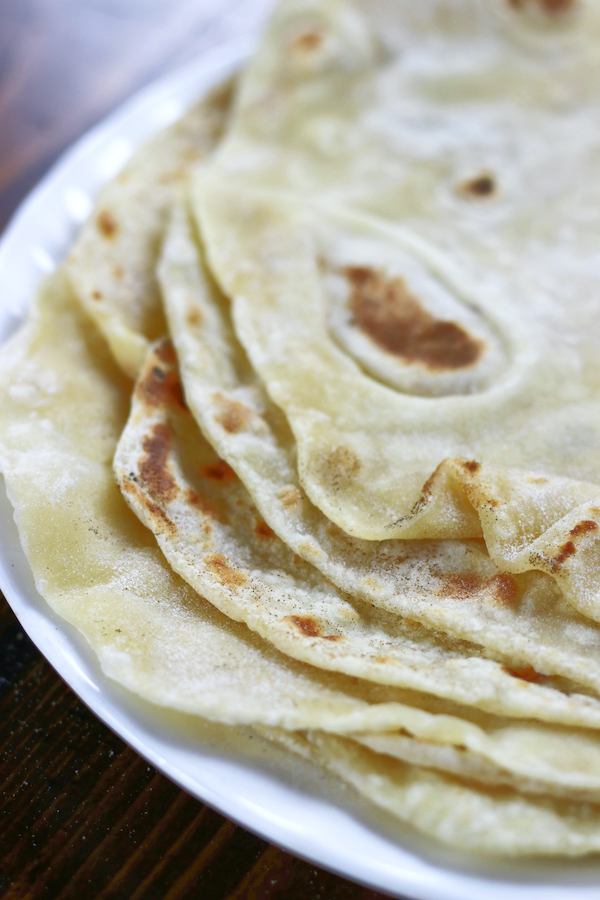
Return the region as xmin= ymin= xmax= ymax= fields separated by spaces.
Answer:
xmin=112 ymin=265 xmax=124 ymax=280
xmin=291 ymin=29 xmax=324 ymax=52
xmin=502 ymin=664 xmax=551 ymax=684
xmin=206 ymin=554 xmax=248 ymax=589
xmin=462 ymin=460 xmax=481 ymax=474
xmin=278 ymin=485 xmax=303 ymax=509
xmin=140 ymin=423 xmax=177 ymax=504
xmin=440 ymin=571 xmax=518 ymax=605
xmin=459 ymin=173 xmax=496 ymax=199
xmin=322 ymin=445 xmax=361 ymax=489
xmin=155 ymin=339 xmax=177 ymax=365
xmin=186 ymin=305 xmax=203 ymax=327
xmin=137 ymin=354 xmax=186 ymax=411
xmin=143 ymin=497 xmax=176 ymax=532
xmin=201 ymin=459 xmax=237 ymax=482
xmin=97 ymin=210 xmax=119 ymax=239
xmin=186 ymin=488 xmax=226 ymax=523
xmin=212 ymin=80 xmax=235 ymax=112
xmin=440 ymin=574 xmax=481 ymax=599
xmin=345 ymin=266 xmax=483 ymax=371
xmin=213 ymin=393 xmax=253 ymax=434
xmin=548 ymin=541 xmax=577 ymax=570
xmin=492 ymin=573 xmax=519 ymax=605
xmin=570 ymin=520 xmax=599 ymax=538
xmin=298 ymin=540 xmax=322 ymax=559
xmin=420 ymin=471 xmax=437 ymax=497
xmin=121 ymin=477 xmax=175 ymax=534
xmin=255 ymin=520 xmax=275 ymax=538
xmin=286 ymin=615 xmax=342 ymax=641
xmin=528 ymin=476 xmax=548 ymax=485
xmin=91 ymin=290 xmax=103 ymax=301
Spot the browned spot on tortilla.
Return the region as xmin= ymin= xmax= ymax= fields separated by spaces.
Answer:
xmin=286 ymin=615 xmax=341 ymax=641
xmin=590 ymin=507 xmax=600 ymax=516
xmin=502 ymin=664 xmax=550 ymax=684
xmin=121 ymin=477 xmax=175 ymax=533
xmin=137 ymin=353 xmax=186 ymax=411
xmin=155 ymin=339 xmax=177 ymax=365
xmin=91 ymin=290 xmax=102 ymax=301
xmin=143 ymin=497 xmax=176 ymax=532
xmin=345 ymin=266 xmax=483 ymax=371
xmin=492 ymin=573 xmax=519 ymax=604
xmin=120 ymin=478 xmax=136 ymax=496
xmin=440 ymin=571 xmax=518 ymax=605
xmin=213 ymin=393 xmax=252 ymax=434
xmin=291 ymin=29 xmax=324 ymax=52
xmin=459 ymin=173 xmax=496 ymax=199
xmin=323 ymin=446 xmax=361 ymax=489
xmin=509 ymin=0 xmax=575 ymax=12
xmin=97 ymin=210 xmax=119 ymax=239
xmin=413 ymin=470 xmax=439 ymax=514
xmin=186 ymin=305 xmax=203 ymax=327
xmin=278 ymin=485 xmax=303 ymax=509
xmin=186 ymin=489 xmax=225 ymax=523
xmin=421 ymin=472 xmax=437 ymax=497
xmin=210 ymin=80 xmax=234 ymax=113
xmin=440 ymin=574 xmax=481 ymax=599
xmin=206 ymin=553 xmax=248 ymax=589
xmin=548 ymin=541 xmax=577 ymax=570
xmin=201 ymin=459 xmax=237 ymax=482
xmin=255 ymin=520 xmax=275 ymax=538
xmin=374 ymin=654 xmax=394 ymax=665
xmin=140 ymin=423 xmax=177 ymax=504
xmin=298 ymin=540 xmax=322 ymax=559
xmin=570 ymin=520 xmax=599 ymax=538
xmin=462 ymin=460 xmax=481 ymax=474
xmin=528 ymin=476 xmax=548 ymax=485
xmin=112 ymin=265 xmax=124 ymax=279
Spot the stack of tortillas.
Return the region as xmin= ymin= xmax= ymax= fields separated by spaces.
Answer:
xmin=4 ymin=0 xmax=600 ymax=857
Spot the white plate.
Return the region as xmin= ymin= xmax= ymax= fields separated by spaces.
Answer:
xmin=2 ymin=36 xmax=600 ymax=900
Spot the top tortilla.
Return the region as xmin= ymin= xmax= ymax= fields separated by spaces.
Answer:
xmin=193 ymin=0 xmax=600 ymax=541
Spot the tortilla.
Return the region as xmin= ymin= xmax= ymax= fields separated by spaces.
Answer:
xmin=267 ymin=729 xmax=600 ymax=857
xmin=66 ymin=80 xmax=233 ymax=379
xmin=117 ymin=330 xmax=600 ymax=727
xmin=159 ymin=202 xmax=600 ymax=695
xmin=3 ymin=0 xmax=600 ymax=858
xmin=193 ymin=0 xmax=600 ymax=547
xmin=1 ymin=270 xmax=513 ymax=734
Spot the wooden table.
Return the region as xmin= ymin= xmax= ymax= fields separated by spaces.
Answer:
xmin=0 ymin=1 xmax=398 ymax=896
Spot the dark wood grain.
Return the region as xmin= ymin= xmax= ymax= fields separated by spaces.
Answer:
xmin=0 ymin=1 xmax=399 ymax=897
xmin=0 ymin=589 xmax=397 ymax=898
